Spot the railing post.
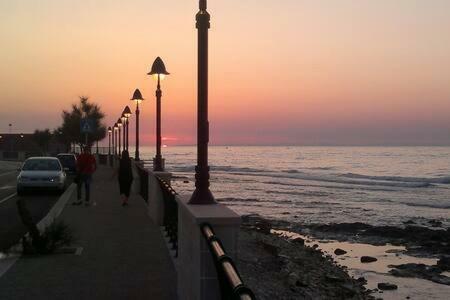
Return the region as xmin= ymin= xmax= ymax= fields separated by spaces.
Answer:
xmin=177 ymin=196 xmax=241 ymax=299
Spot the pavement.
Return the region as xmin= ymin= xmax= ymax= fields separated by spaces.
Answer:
xmin=0 ymin=165 xmax=177 ymax=300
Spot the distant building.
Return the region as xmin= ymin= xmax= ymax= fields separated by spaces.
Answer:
xmin=0 ymin=133 xmax=66 ymax=161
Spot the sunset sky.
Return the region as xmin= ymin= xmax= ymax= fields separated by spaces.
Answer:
xmin=1 ymin=0 xmax=449 ymax=145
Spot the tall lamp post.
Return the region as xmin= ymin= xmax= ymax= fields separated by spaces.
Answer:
xmin=131 ymin=89 xmax=144 ymax=161
xmin=121 ymin=113 xmax=127 ymax=152
xmin=108 ymin=126 xmax=112 ymax=155
xmin=113 ymin=123 xmax=118 ymax=155
xmin=148 ymin=57 xmax=170 ymax=171
xmin=189 ymin=0 xmax=215 ymax=204
xmin=117 ymin=118 xmax=123 ymax=156
xmin=123 ymin=106 xmax=132 ymax=150
xmin=108 ymin=126 xmax=112 ymax=165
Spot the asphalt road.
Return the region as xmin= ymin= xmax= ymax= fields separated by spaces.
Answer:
xmin=0 ymin=162 xmax=62 ymax=251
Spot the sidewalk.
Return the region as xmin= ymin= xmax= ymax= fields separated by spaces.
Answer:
xmin=0 ymin=166 xmax=177 ymax=300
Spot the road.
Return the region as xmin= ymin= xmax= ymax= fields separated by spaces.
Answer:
xmin=0 ymin=161 xmax=60 ymax=251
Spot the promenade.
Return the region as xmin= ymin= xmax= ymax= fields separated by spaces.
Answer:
xmin=0 ymin=166 xmax=177 ymax=300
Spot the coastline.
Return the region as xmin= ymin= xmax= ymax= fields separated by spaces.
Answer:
xmin=239 ymin=214 xmax=450 ymax=299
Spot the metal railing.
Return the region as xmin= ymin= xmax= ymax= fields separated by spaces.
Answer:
xmin=201 ymin=223 xmax=256 ymax=300
xmin=136 ymin=163 xmax=149 ymax=202
xmin=156 ymin=176 xmax=178 ymax=257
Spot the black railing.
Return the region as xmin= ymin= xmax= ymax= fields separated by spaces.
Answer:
xmin=156 ymin=176 xmax=178 ymax=257
xmin=136 ymin=163 xmax=149 ymax=202
xmin=201 ymin=223 xmax=256 ymax=300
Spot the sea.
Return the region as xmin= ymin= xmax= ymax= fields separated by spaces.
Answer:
xmin=138 ymin=146 xmax=450 ymax=229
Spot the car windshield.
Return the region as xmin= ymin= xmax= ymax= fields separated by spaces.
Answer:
xmin=22 ymin=159 xmax=61 ymax=171
xmin=57 ymin=155 xmax=75 ymax=166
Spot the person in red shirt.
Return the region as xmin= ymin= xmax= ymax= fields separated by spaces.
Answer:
xmin=73 ymin=147 xmax=97 ymax=206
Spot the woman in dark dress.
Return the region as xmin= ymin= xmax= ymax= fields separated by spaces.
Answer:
xmin=118 ymin=150 xmax=133 ymax=206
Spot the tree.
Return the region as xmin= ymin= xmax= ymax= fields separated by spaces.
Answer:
xmin=60 ymin=97 xmax=106 ymax=148
xmin=32 ymin=129 xmax=52 ymax=155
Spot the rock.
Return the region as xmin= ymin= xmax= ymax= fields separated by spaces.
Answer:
xmin=325 ymin=274 xmax=344 ymax=282
xmin=356 ymin=277 xmax=367 ymax=284
xmin=334 ymin=248 xmax=347 ymax=255
xmin=183 ymin=180 xmax=189 ymax=183
xmin=292 ymin=237 xmax=304 ymax=245
xmin=361 ymin=256 xmax=377 ymax=263
xmin=403 ymin=220 xmax=415 ymax=225
xmin=281 ymin=212 xmax=290 ymax=215
xmin=255 ymin=220 xmax=272 ymax=234
xmin=312 ymin=244 xmax=319 ymax=249
xmin=287 ymin=272 xmax=300 ymax=286
xmin=377 ymin=282 xmax=398 ymax=290
xmin=437 ymin=256 xmax=450 ymax=271
xmin=428 ymin=220 xmax=443 ymax=227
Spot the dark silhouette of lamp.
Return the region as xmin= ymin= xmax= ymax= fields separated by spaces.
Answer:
xmin=148 ymin=57 xmax=170 ymax=172
xmin=189 ymin=0 xmax=215 ymax=204
xmin=131 ymin=89 xmax=144 ymax=161
xmin=123 ymin=106 xmax=132 ymax=151
xmin=117 ymin=118 xmax=123 ymax=156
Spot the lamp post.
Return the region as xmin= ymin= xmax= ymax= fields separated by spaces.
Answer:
xmin=123 ymin=106 xmax=132 ymax=150
xmin=113 ymin=123 xmax=118 ymax=155
xmin=148 ymin=57 xmax=170 ymax=172
xmin=189 ymin=0 xmax=215 ymax=204
xmin=121 ymin=113 xmax=127 ymax=152
xmin=131 ymin=89 xmax=144 ymax=161
xmin=117 ymin=118 xmax=123 ymax=156
xmin=108 ymin=126 xmax=112 ymax=165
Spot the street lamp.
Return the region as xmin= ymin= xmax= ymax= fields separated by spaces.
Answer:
xmin=113 ymin=123 xmax=119 ymax=156
xmin=123 ymin=106 xmax=132 ymax=151
xmin=117 ymin=118 xmax=123 ymax=156
xmin=108 ymin=126 xmax=112 ymax=153
xmin=131 ymin=89 xmax=144 ymax=161
xmin=189 ymin=0 xmax=215 ymax=204
xmin=121 ymin=113 xmax=127 ymax=152
xmin=148 ymin=56 xmax=170 ymax=172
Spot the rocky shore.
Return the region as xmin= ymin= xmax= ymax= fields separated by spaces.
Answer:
xmin=238 ymin=216 xmax=374 ymax=299
xmin=238 ymin=214 xmax=450 ymax=299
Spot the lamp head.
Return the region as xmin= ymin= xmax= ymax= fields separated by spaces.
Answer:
xmin=117 ymin=118 xmax=122 ymax=127
xmin=123 ymin=106 xmax=132 ymax=118
xmin=108 ymin=126 xmax=112 ymax=133
xmin=113 ymin=123 xmax=118 ymax=130
xmin=131 ymin=88 xmax=144 ymax=104
xmin=147 ymin=57 xmax=170 ymax=78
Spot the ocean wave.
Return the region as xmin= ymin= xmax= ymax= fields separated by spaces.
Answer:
xmin=340 ymin=173 xmax=450 ymax=184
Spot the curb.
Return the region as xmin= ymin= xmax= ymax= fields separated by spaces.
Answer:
xmin=36 ymin=183 xmax=76 ymax=231
xmin=0 ymin=183 xmax=76 ymax=279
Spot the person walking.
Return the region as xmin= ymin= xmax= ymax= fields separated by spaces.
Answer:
xmin=74 ymin=147 xmax=97 ymax=206
xmin=117 ymin=150 xmax=133 ymax=206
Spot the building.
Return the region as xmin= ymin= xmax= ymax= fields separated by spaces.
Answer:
xmin=0 ymin=133 xmax=66 ymax=161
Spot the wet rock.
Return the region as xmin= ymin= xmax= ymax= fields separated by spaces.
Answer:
xmin=281 ymin=212 xmax=290 ymax=215
xmin=325 ymin=274 xmax=344 ymax=283
xmin=255 ymin=220 xmax=272 ymax=234
xmin=183 ymin=180 xmax=189 ymax=183
xmin=377 ymin=282 xmax=398 ymax=290
xmin=356 ymin=277 xmax=367 ymax=284
xmin=334 ymin=248 xmax=347 ymax=255
xmin=361 ymin=256 xmax=377 ymax=263
xmin=428 ymin=220 xmax=443 ymax=227
xmin=437 ymin=256 xmax=450 ymax=271
xmin=312 ymin=244 xmax=319 ymax=249
xmin=292 ymin=237 xmax=304 ymax=245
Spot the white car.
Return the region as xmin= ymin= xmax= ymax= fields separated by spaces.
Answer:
xmin=17 ymin=157 xmax=67 ymax=195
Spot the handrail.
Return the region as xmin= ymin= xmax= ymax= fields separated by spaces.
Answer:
xmin=155 ymin=176 xmax=178 ymax=257
xmin=201 ymin=223 xmax=256 ymax=300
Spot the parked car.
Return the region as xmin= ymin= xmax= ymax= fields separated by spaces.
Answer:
xmin=56 ymin=153 xmax=77 ymax=174
xmin=17 ymin=157 xmax=67 ymax=195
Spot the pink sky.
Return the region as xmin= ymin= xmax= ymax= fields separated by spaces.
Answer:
xmin=1 ymin=0 xmax=449 ymax=145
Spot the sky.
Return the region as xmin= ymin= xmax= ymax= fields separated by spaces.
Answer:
xmin=0 ymin=0 xmax=449 ymax=146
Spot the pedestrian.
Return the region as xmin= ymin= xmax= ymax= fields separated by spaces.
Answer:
xmin=73 ymin=146 xmax=97 ymax=206
xmin=115 ymin=150 xmax=133 ymax=206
